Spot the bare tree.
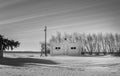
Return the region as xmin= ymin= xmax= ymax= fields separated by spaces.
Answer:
xmin=49 ymin=32 xmax=120 ymax=56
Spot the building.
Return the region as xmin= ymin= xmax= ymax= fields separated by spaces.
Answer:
xmin=50 ymin=39 xmax=82 ymax=56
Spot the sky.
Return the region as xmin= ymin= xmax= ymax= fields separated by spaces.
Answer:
xmin=0 ymin=0 xmax=120 ymax=51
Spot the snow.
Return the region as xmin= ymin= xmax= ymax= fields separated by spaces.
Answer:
xmin=0 ymin=53 xmax=120 ymax=76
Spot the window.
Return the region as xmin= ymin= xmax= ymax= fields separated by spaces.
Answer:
xmin=74 ymin=47 xmax=76 ymax=49
xmin=64 ymin=38 xmax=67 ymax=40
xmin=55 ymin=47 xmax=61 ymax=50
xmin=71 ymin=47 xmax=73 ymax=49
xmin=55 ymin=47 xmax=58 ymax=49
xmin=58 ymin=47 xmax=61 ymax=49
xmin=71 ymin=47 xmax=76 ymax=49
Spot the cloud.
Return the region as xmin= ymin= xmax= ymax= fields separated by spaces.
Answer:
xmin=0 ymin=0 xmax=120 ymax=51
xmin=0 ymin=0 xmax=108 ymax=25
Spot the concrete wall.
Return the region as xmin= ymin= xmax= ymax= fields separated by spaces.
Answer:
xmin=50 ymin=41 xmax=82 ymax=56
xmin=67 ymin=42 xmax=81 ymax=56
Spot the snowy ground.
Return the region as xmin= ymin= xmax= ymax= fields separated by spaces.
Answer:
xmin=1 ymin=53 xmax=120 ymax=76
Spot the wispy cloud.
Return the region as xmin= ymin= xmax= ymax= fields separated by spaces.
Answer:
xmin=0 ymin=1 xmax=107 ymax=25
xmin=16 ymin=16 xmax=113 ymax=35
xmin=0 ymin=0 xmax=23 ymax=9
xmin=0 ymin=0 xmax=120 ymax=51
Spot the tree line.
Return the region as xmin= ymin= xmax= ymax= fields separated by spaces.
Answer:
xmin=49 ymin=32 xmax=120 ymax=55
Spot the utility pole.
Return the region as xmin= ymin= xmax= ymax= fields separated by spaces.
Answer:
xmin=44 ymin=26 xmax=47 ymax=56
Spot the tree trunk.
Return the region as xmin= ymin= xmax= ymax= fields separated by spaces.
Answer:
xmin=0 ymin=50 xmax=3 ymax=59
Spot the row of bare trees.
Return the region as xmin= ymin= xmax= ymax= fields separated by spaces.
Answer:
xmin=49 ymin=32 xmax=120 ymax=55
xmin=0 ymin=34 xmax=20 ymax=58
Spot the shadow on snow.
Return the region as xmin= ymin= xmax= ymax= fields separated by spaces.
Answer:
xmin=0 ymin=57 xmax=58 ymax=66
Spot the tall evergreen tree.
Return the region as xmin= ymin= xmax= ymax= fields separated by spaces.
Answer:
xmin=0 ymin=34 xmax=20 ymax=58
